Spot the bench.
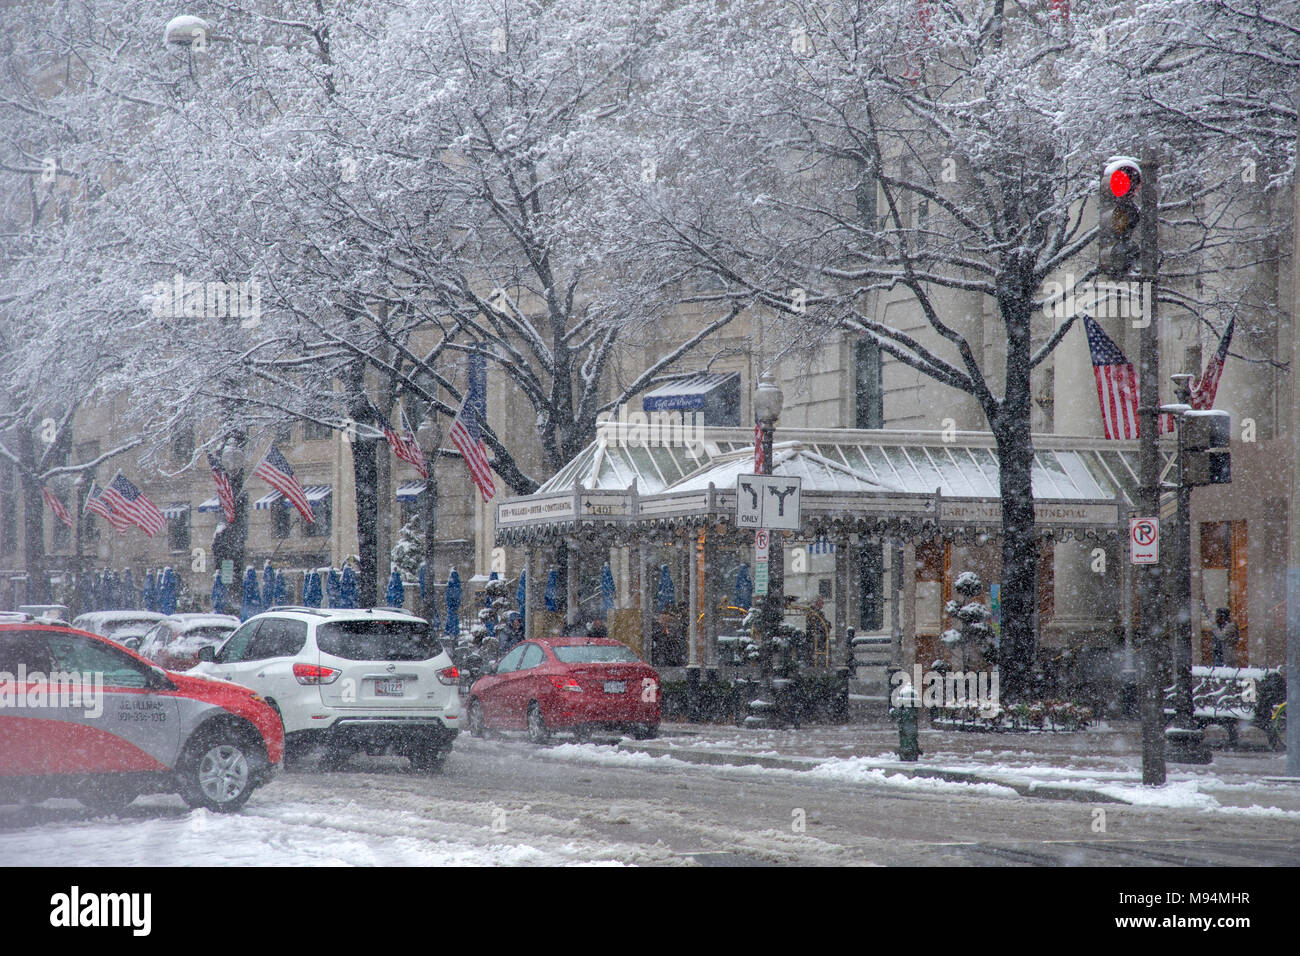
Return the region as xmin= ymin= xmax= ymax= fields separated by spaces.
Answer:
xmin=1163 ymin=666 xmax=1286 ymax=749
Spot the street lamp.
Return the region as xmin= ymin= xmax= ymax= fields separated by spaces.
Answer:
xmin=745 ymin=374 xmax=784 ymax=729
xmin=1161 ymin=374 xmax=1212 ymax=764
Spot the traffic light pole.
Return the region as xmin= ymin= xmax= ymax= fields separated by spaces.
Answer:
xmin=1137 ymin=152 xmax=1167 ymax=786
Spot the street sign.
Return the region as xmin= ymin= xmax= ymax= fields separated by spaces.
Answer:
xmin=754 ymin=528 xmax=770 ymax=562
xmin=1130 ymin=517 xmax=1159 ymax=564
xmin=735 ymin=475 xmax=802 ymax=530
xmin=754 ymin=561 xmax=769 ymax=596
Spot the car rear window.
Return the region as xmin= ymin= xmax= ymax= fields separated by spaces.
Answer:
xmin=316 ymin=620 xmax=438 ymax=661
xmin=552 ymin=644 xmax=641 ymax=664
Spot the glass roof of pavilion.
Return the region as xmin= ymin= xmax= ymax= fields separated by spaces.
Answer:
xmin=535 ymin=426 xmax=1171 ymax=505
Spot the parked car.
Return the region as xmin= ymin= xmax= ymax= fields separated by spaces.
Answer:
xmin=466 ymin=637 xmax=660 ymax=744
xmin=70 ymin=611 xmax=168 ymax=652
xmin=0 ymin=616 xmax=282 ymax=813
xmin=190 ymin=607 xmax=460 ymax=771
xmin=138 ymin=614 xmax=241 ymax=671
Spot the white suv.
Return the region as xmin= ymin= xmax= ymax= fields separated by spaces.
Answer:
xmin=191 ymin=607 xmax=460 ymax=771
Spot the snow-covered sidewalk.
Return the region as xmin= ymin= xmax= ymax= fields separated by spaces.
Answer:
xmin=618 ymin=721 xmax=1300 ymax=815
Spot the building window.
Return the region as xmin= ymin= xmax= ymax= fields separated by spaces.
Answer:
xmin=273 ymin=502 xmax=291 ymax=539
xmin=303 ymin=496 xmax=331 ymax=538
xmin=855 ymin=337 xmax=883 ymax=429
xmin=168 ymin=510 xmax=190 ymax=552
xmin=303 ymin=419 xmax=332 ymax=441
xmin=274 ymin=421 xmax=293 ymax=444
xmin=171 ymin=424 xmax=194 ymax=465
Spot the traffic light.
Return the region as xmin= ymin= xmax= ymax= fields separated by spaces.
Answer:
xmin=1182 ymin=410 xmax=1231 ymax=486
xmin=1099 ymin=156 xmax=1142 ymax=278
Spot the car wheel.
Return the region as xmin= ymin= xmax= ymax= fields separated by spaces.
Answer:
xmin=629 ymin=723 xmax=659 ymax=740
xmin=178 ymin=732 xmax=257 ymax=813
xmin=77 ymin=781 xmax=138 ymax=813
xmin=526 ymin=701 xmax=550 ymax=745
xmin=468 ymin=699 xmax=486 ymax=739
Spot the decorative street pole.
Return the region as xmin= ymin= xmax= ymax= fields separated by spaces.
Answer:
xmin=417 ymin=416 xmax=441 ymax=632
xmin=746 ymin=374 xmax=783 ymax=729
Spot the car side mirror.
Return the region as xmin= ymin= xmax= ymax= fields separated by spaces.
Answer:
xmin=197 ymin=645 xmax=216 ymax=663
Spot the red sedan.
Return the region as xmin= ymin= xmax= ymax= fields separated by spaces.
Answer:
xmin=467 ymin=638 xmax=659 ymax=743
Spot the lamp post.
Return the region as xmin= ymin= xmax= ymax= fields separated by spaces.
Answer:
xmin=417 ymin=416 xmax=441 ymax=632
xmin=746 ymin=375 xmax=784 ymax=728
xmin=1163 ymin=375 xmax=1212 ymax=763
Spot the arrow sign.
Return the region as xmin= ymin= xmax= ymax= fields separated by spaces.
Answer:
xmin=736 ymin=475 xmax=802 ymax=530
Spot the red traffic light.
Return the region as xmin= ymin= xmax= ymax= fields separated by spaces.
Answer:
xmin=1108 ymin=166 xmax=1138 ymax=198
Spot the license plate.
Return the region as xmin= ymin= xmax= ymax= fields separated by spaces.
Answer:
xmin=375 ymin=679 xmax=404 ymax=696
xmin=603 ymin=681 xmax=626 ymax=694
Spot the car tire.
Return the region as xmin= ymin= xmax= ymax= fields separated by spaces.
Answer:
xmin=526 ymin=701 xmax=550 ymax=745
xmin=629 ymin=723 xmax=659 ymax=740
xmin=468 ymin=699 xmax=486 ymax=739
xmin=77 ymin=782 xmax=138 ymax=813
xmin=178 ymin=731 xmax=258 ymax=813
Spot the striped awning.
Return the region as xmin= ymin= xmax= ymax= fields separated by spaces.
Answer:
xmin=162 ymin=503 xmax=189 ymax=520
xmin=255 ymin=485 xmax=330 ymax=509
xmin=253 ymin=489 xmax=284 ymax=510
xmin=396 ymin=481 xmax=425 ymax=503
xmin=197 ymin=496 xmax=222 ymax=513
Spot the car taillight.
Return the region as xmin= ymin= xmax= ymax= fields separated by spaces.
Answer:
xmin=550 ymin=675 xmax=583 ymax=692
xmin=436 ymin=666 xmax=460 ymax=685
xmin=293 ymin=663 xmax=341 ymax=685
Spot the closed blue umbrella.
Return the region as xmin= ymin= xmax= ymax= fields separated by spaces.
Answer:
xmin=544 ymin=569 xmax=559 ymax=612
xmin=122 ymin=568 xmax=137 ymax=610
xmin=735 ymin=563 xmax=753 ymax=609
xmin=240 ymin=566 xmax=261 ymax=621
xmin=274 ymin=569 xmax=289 ymax=607
xmin=103 ymin=570 xmax=117 ymax=609
xmin=418 ymin=562 xmax=426 ymax=605
xmin=516 ymin=570 xmax=526 ymax=619
xmin=444 ymin=568 xmax=462 ymax=637
xmin=160 ymin=567 xmax=179 ymax=616
xmin=143 ymin=570 xmax=158 ymax=613
xmin=340 ymin=565 xmax=358 ymax=609
xmin=211 ymin=571 xmax=227 ymax=614
xmin=303 ymin=570 xmax=323 ymax=608
xmin=656 ymin=564 xmax=675 ymax=612
xmin=386 ymin=569 xmax=404 ymax=608
xmin=601 ymin=562 xmax=616 ymax=614
xmin=326 ymin=568 xmax=342 ymax=608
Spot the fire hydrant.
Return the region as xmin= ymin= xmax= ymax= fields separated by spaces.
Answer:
xmin=890 ymin=683 xmax=922 ymax=761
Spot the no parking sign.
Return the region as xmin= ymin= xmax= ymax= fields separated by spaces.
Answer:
xmin=1129 ymin=517 xmax=1159 ymax=565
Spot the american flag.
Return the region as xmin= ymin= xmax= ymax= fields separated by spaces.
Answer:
xmin=206 ymin=451 xmax=237 ymax=524
xmin=41 ymin=485 xmax=73 ymax=531
xmin=753 ymin=420 xmax=765 ymax=473
xmin=379 ymin=403 xmax=428 ymax=479
xmin=253 ymin=444 xmax=314 ymax=522
xmin=85 ymin=480 xmax=133 ymax=535
xmin=449 ymin=384 xmax=496 ymax=503
xmin=1082 ymin=315 xmax=1173 ymax=439
xmin=1190 ymin=317 xmax=1234 ymax=410
xmin=101 ymin=471 xmax=167 ymax=536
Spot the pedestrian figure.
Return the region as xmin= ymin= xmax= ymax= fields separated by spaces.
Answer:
xmin=1210 ymin=608 xmax=1240 ymax=667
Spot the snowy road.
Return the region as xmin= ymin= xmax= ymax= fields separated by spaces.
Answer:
xmin=4 ymin=736 xmax=1298 ymax=866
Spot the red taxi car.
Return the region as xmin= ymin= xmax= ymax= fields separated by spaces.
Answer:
xmin=466 ymin=637 xmax=659 ymax=743
xmin=0 ymin=617 xmax=283 ymax=813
